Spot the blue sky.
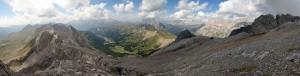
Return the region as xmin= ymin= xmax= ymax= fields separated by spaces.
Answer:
xmin=0 ymin=0 xmax=225 ymax=17
xmin=92 ymin=0 xmax=225 ymax=13
xmin=0 ymin=0 xmax=14 ymax=17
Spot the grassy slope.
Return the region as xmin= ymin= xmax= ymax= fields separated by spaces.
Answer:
xmin=87 ymin=25 xmax=175 ymax=57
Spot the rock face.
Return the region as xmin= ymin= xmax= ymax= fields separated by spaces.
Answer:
xmin=175 ymin=30 xmax=195 ymax=42
xmin=230 ymin=14 xmax=300 ymax=36
xmin=249 ymin=14 xmax=278 ymax=34
xmin=196 ymin=18 xmax=248 ymax=38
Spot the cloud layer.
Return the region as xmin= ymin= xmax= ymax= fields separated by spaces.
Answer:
xmin=113 ymin=1 xmax=134 ymax=13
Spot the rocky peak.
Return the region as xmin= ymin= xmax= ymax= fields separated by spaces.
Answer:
xmin=276 ymin=14 xmax=300 ymax=25
xmin=175 ymin=29 xmax=195 ymax=42
xmin=249 ymin=14 xmax=278 ymax=34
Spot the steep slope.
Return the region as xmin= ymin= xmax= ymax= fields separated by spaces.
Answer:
xmin=113 ymin=15 xmax=300 ymax=76
xmin=87 ymin=24 xmax=175 ymax=57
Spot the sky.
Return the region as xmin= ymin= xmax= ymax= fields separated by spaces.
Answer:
xmin=0 ymin=0 xmax=299 ymax=27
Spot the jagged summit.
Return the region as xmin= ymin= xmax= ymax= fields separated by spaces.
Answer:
xmin=276 ymin=14 xmax=300 ymax=25
xmin=230 ymin=14 xmax=300 ymax=36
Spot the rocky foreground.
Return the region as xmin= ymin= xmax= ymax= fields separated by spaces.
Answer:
xmin=0 ymin=14 xmax=300 ymax=76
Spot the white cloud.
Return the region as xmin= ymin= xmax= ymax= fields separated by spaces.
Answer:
xmin=113 ymin=1 xmax=134 ymax=13
xmin=139 ymin=0 xmax=167 ymax=18
xmin=0 ymin=0 xmax=112 ymax=27
xmin=5 ymin=0 xmax=91 ymax=18
xmin=72 ymin=3 xmax=111 ymax=20
xmin=177 ymin=0 xmax=207 ymax=11
xmin=140 ymin=0 xmax=167 ymax=12
xmin=215 ymin=0 xmax=275 ymax=21
xmin=6 ymin=0 xmax=58 ymax=17
xmin=169 ymin=0 xmax=208 ymax=25
xmin=53 ymin=0 xmax=90 ymax=9
xmin=169 ymin=0 xmax=276 ymax=26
